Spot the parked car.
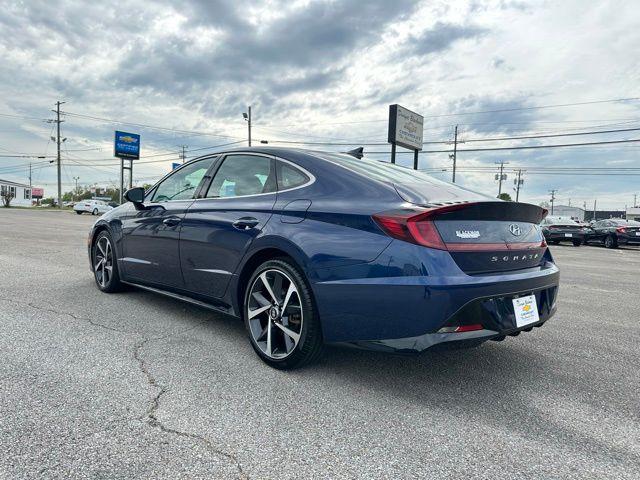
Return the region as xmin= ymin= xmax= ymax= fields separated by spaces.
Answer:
xmin=87 ymin=148 xmax=559 ymax=369
xmin=585 ymin=218 xmax=640 ymax=248
xmin=540 ymin=216 xmax=589 ymax=246
xmin=74 ymin=199 xmax=113 ymax=215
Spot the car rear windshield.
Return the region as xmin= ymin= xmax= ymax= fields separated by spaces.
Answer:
xmin=547 ymin=218 xmax=579 ymax=224
xmin=313 ymin=151 xmax=452 ymax=185
xmin=612 ymin=219 xmax=640 ymax=226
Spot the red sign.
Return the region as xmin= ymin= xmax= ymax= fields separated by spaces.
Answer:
xmin=31 ymin=187 xmax=44 ymax=198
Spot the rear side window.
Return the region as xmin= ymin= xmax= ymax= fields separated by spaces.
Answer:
xmin=207 ymin=154 xmax=276 ymax=198
xmin=277 ymin=161 xmax=309 ymax=190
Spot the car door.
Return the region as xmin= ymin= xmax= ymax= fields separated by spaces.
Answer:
xmin=593 ymin=220 xmax=609 ymax=242
xmin=180 ymin=153 xmax=277 ymax=298
xmin=120 ymin=157 xmax=216 ymax=289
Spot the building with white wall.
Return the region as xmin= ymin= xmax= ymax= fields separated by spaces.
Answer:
xmin=0 ymin=179 xmax=33 ymax=207
xmin=551 ymin=205 xmax=585 ymax=221
xmin=627 ymin=207 xmax=640 ymax=221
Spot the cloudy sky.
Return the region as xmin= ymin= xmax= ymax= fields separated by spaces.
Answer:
xmin=1 ymin=0 xmax=639 ymax=209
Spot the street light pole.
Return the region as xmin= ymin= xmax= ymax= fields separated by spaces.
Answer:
xmin=243 ymin=106 xmax=252 ymax=147
xmin=247 ymin=106 xmax=252 ymax=147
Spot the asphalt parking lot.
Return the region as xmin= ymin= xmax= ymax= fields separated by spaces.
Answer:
xmin=1 ymin=208 xmax=639 ymax=479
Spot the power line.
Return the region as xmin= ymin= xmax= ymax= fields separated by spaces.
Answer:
xmin=260 ymin=125 xmax=640 ymax=147
xmin=61 ymin=110 xmax=243 ymax=140
xmin=366 ymin=137 xmax=640 ymax=154
xmin=256 ymin=96 xmax=640 ymax=127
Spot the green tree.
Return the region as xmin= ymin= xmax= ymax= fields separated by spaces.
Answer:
xmin=497 ymin=193 xmax=512 ymax=201
xmin=1 ymin=191 xmax=14 ymax=207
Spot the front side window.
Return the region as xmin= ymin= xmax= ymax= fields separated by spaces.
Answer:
xmin=207 ymin=155 xmax=275 ymax=198
xmin=152 ymin=158 xmax=213 ymax=202
xmin=277 ymin=161 xmax=310 ymax=190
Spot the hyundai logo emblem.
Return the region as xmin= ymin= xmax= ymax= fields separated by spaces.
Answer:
xmin=509 ymin=224 xmax=522 ymax=236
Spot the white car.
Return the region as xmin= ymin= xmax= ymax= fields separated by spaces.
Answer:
xmin=74 ymin=200 xmax=113 ymax=215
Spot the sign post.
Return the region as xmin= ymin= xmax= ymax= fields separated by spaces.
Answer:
xmin=114 ymin=131 xmax=140 ymax=203
xmin=387 ymin=104 xmax=424 ymax=169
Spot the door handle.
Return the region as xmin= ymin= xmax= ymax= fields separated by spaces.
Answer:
xmin=163 ymin=217 xmax=181 ymax=227
xmin=233 ymin=217 xmax=259 ymax=230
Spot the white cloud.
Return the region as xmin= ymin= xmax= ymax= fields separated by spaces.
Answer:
xmin=0 ymin=0 xmax=639 ymax=209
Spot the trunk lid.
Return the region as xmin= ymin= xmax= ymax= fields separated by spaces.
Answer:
xmin=431 ymin=202 xmax=548 ymax=275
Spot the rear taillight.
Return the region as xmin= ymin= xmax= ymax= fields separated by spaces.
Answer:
xmin=617 ymin=227 xmax=627 ymax=233
xmin=372 ymin=204 xmax=471 ymax=250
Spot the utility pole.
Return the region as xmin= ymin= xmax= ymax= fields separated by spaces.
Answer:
xmin=243 ymin=106 xmax=252 ymax=147
xmin=73 ymin=176 xmax=80 ymax=202
xmin=28 ymin=163 xmax=32 ymax=203
xmin=549 ymin=189 xmax=557 ymax=215
xmin=450 ymin=125 xmax=458 ymax=183
xmin=513 ymin=169 xmax=524 ymax=202
xmin=495 ymin=160 xmax=509 ymax=196
xmin=53 ymin=101 xmax=65 ymax=209
xmin=634 ymin=193 xmax=637 ymax=207
xmin=593 ymin=199 xmax=597 ymax=221
xmin=179 ymin=145 xmax=188 ymax=164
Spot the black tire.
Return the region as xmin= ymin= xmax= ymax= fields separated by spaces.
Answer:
xmin=92 ymin=208 xmax=98 ymax=215
xmin=91 ymin=230 xmax=124 ymax=293
xmin=244 ymin=258 xmax=323 ymax=369
xmin=604 ymin=235 xmax=618 ymax=249
xmin=551 ymin=240 xmax=560 ymax=245
xmin=572 ymin=239 xmax=582 ymax=246
xmin=76 ymin=210 xmax=83 ymax=215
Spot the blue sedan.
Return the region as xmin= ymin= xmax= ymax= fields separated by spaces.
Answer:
xmin=88 ymin=147 xmax=559 ymax=369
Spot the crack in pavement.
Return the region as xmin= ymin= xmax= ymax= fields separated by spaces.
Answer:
xmin=0 ymin=297 xmax=127 ymax=333
xmin=2 ymin=296 xmax=248 ymax=478
xmin=133 ymin=325 xmax=249 ymax=480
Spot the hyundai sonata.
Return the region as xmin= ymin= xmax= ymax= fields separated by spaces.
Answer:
xmin=88 ymin=148 xmax=559 ymax=369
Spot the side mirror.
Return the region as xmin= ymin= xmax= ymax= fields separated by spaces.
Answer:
xmin=124 ymin=187 xmax=145 ymax=205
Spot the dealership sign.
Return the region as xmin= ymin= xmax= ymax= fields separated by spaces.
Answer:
xmin=388 ymin=104 xmax=424 ymax=151
xmin=31 ymin=187 xmax=44 ymax=198
xmin=114 ymin=131 xmax=140 ymax=159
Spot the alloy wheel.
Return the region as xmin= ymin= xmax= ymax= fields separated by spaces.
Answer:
xmin=94 ymin=236 xmax=113 ymax=288
xmin=247 ymin=269 xmax=303 ymax=359
xmin=605 ymin=236 xmax=614 ymax=248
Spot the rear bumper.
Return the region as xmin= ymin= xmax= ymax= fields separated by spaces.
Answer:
xmin=312 ymin=241 xmax=559 ymax=350
xmin=544 ymin=231 xmax=585 ymax=242
xmin=343 ymin=288 xmax=556 ymax=353
xmin=617 ymin=235 xmax=640 ymax=245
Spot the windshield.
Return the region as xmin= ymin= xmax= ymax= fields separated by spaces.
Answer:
xmin=547 ymin=217 xmax=579 ymax=225
xmin=312 ymin=151 xmax=492 ymax=204
xmin=612 ymin=219 xmax=640 ymax=226
xmin=313 ymin=151 xmax=452 ymax=185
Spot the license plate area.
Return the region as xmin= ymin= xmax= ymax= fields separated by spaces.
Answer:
xmin=564 ymin=233 xmax=572 ymax=237
xmin=512 ymin=294 xmax=540 ymax=327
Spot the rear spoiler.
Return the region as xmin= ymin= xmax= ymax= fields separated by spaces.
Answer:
xmin=433 ymin=201 xmax=548 ymax=224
